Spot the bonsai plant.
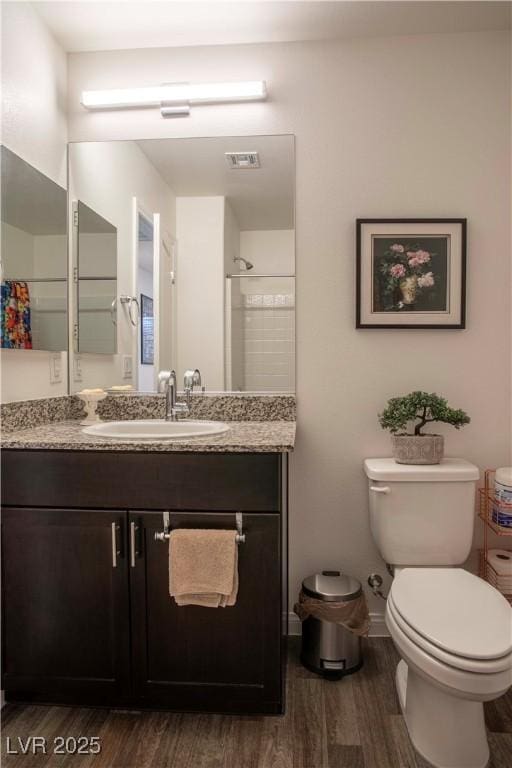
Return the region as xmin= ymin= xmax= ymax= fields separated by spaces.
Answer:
xmin=379 ymin=391 xmax=470 ymax=465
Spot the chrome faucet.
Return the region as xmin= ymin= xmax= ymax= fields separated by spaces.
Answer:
xmin=158 ymin=370 xmax=189 ymax=421
xmin=183 ymin=368 xmax=202 ymax=409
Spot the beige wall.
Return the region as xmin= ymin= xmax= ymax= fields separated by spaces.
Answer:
xmin=1 ymin=1 xmax=68 ymax=401
xmin=240 ymin=230 xmax=295 ymax=276
xmin=58 ymin=30 xmax=512 ymax=617
xmin=176 ymin=196 xmax=226 ymax=390
xmin=224 ymin=201 xmax=243 ymax=391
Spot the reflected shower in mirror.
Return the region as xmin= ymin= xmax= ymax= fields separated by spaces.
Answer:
xmin=74 ymin=201 xmax=117 ymax=354
xmin=68 ymin=135 xmax=295 ymax=393
xmin=1 ymin=146 xmax=67 ymax=352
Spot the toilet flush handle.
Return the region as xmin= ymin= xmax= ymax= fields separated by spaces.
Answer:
xmin=370 ymin=485 xmax=391 ymax=494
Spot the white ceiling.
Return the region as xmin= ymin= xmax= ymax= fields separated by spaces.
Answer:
xmin=33 ymin=1 xmax=511 ymax=53
xmin=136 ymin=135 xmax=295 ymax=230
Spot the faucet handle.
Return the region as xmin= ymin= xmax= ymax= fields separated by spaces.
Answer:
xmin=183 ymin=369 xmax=202 ymax=408
xmin=192 ymin=368 xmax=202 ymax=387
xmin=158 ymin=370 xmax=171 ymax=392
xmin=184 ymin=368 xmax=201 ymax=390
xmin=183 ymin=369 xmax=194 ymax=390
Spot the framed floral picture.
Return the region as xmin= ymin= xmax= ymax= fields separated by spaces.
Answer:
xmin=356 ymin=218 xmax=466 ymax=329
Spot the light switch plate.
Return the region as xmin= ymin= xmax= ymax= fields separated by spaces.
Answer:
xmin=73 ymin=355 xmax=83 ymax=382
xmin=122 ymin=355 xmax=133 ymax=379
xmin=49 ymin=354 xmax=62 ymax=384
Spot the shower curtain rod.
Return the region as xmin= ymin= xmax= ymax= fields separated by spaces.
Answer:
xmin=226 ymin=273 xmax=295 ymax=279
xmin=3 ymin=277 xmax=67 ymax=283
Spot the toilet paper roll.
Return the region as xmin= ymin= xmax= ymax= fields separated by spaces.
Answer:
xmin=488 ymin=549 xmax=512 ymax=576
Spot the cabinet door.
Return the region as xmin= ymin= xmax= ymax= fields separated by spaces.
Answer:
xmin=1 ymin=507 xmax=130 ymax=703
xmin=129 ymin=511 xmax=283 ymax=714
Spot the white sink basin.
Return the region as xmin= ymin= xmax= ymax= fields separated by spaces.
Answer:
xmin=82 ymin=420 xmax=230 ymax=441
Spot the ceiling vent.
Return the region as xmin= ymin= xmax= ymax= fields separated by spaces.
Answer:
xmin=225 ymin=151 xmax=260 ymax=169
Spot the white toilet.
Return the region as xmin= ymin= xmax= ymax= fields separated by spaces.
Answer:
xmin=364 ymin=458 xmax=512 ymax=768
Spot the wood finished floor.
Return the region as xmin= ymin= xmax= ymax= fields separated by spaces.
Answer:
xmin=2 ymin=638 xmax=511 ymax=768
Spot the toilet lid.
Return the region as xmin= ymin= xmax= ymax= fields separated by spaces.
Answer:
xmin=391 ymin=569 xmax=512 ymax=660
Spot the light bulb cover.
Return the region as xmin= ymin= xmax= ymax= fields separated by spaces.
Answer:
xmin=81 ymin=81 xmax=267 ymax=110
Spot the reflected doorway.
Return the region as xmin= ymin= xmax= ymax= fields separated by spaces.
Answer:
xmin=137 ymin=212 xmax=154 ymax=392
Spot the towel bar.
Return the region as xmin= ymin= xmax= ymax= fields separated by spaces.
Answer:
xmin=154 ymin=511 xmax=246 ymax=544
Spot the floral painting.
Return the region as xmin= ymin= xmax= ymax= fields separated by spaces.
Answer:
xmin=356 ymin=219 xmax=466 ymax=329
xmin=372 ymin=236 xmax=449 ymax=313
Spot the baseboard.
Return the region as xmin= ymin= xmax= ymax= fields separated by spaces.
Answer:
xmin=286 ymin=610 xmax=389 ymax=638
xmin=367 ymin=610 xmax=389 ymax=637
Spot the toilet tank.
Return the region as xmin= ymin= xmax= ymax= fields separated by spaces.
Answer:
xmin=364 ymin=458 xmax=480 ymax=567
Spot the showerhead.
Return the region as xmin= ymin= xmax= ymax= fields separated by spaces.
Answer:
xmin=234 ymin=256 xmax=254 ymax=271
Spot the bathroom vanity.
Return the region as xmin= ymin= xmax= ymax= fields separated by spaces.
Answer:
xmin=1 ymin=414 xmax=294 ymax=715
xmin=1 ymin=130 xmax=296 ymax=716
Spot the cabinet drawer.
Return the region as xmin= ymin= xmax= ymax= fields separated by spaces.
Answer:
xmin=1 ymin=450 xmax=281 ymax=511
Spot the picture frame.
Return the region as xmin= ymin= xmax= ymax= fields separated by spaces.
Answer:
xmin=356 ymin=218 xmax=466 ymax=329
xmin=140 ymin=293 xmax=154 ymax=364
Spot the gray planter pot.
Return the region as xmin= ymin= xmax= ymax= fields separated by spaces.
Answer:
xmin=391 ymin=434 xmax=444 ymax=465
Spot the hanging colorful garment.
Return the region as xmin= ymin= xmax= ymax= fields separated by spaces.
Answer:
xmin=1 ymin=281 xmax=33 ymax=349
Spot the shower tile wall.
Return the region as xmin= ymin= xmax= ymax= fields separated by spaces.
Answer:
xmin=243 ymin=293 xmax=295 ymax=392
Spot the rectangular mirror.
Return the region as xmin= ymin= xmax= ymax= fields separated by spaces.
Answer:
xmin=1 ymin=146 xmax=67 ymax=352
xmin=74 ymin=200 xmax=117 ymax=354
xmin=68 ymin=135 xmax=295 ymax=393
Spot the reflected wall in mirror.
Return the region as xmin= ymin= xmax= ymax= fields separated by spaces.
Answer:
xmin=74 ymin=201 xmax=117 ymax=354
xmin=1 ymin=146 xmax=67 ymax=352
xmin=68 ymin=135 xmax=295 ymax=393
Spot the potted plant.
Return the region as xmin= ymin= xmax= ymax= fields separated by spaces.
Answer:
xmin=379 ymin=391 xmax=470 ymax=465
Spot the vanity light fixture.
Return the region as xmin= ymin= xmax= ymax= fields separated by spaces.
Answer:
xmin=81 ymin=81 xmax=267 ymax=118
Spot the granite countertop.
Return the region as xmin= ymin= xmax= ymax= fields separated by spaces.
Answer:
xmin=1 ymin=420 xmax=296 ymax=453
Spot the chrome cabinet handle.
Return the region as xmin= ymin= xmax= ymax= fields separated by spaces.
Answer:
xmin=370 ymin=485 xmax=391 ymax=494
xmin=111 ymin=522 xmax=121 ymax=568
xmin=128 ymin=297 xmax=140 ymax=327
xmin=119 ymin=295 xmax=140 ymax=327
xmin=130 ymin=521 xmax=138 ymax=568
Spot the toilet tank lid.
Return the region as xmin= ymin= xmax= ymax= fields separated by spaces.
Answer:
xmin=364 ymin=458 xmax=480 ymax=482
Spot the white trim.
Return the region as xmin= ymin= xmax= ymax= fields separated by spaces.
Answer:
xmin=287 ymin=612 xmax=301 ymax=636
xmin=152 ymin=212 xmax=160 ymax=391
xmin=368 ymin=610 xmax=390 ymax=637
xmin=286 ymin=610 xmax=389 ymax=638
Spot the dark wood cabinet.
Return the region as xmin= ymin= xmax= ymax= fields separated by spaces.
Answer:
xmin=130 ymin=511 xmax=282 ymax=713
xmin=1 ymin=507 xmax=131 ymax=703
xmin=1 ymin=451 xmax=287 ymax=714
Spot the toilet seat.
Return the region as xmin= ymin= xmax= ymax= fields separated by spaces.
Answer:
xmin=387 ymin=595 xmax=512 ymax=675
xmin=385 ymin=600 xmax=512 ymax=700
xmin=390 ymin=568 xmax=512 ymax=662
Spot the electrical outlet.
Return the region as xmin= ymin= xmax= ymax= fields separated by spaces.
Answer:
xmin=73 ymin=355 xmax=83 ymax=383
xmin=49 ymin=354 xmax=62 ymax=384
xmin=122 ymin=355 xmax=133 ymax=380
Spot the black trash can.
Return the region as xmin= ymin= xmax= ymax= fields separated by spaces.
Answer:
xmin=299 ymin=570 xmax=364 ymax=679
